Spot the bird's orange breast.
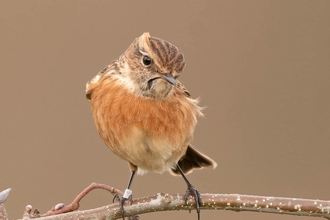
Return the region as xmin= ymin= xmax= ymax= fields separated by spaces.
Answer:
xmin=89 ymin=77 xmax=199 ymax=173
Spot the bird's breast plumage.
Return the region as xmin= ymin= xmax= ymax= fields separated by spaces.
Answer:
xmin=89 ymin=76 xmax=201 ymax=174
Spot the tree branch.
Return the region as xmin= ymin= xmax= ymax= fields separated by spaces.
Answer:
xmin=42 ymin=183 xmax=123 ymax=217
xmin=3 ymin=183 xmax=330 ymax=220
xmin=21 ymin=183 xmax=330 ymax=220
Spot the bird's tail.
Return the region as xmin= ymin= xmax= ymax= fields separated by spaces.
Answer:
xmin=170 ymin=145 xmax=217 ymax=176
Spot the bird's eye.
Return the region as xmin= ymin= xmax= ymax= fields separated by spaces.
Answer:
xmin=142 ymin=56 xmax=152 ymax=66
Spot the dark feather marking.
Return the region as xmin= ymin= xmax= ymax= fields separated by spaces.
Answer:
xmin=100 ymin=65 xmax=110 ymax=74
xmin=166 ymin=41 xmax=180 ymax=66
xmin=164 ymin=41 xmax=172 ymax=62
xmin=169 ymin=47 xmax=179 ymax=62
xmin=174 ymin=54 xmax=185 ymax=72
xmin=176 ymin=54 xmax=184 ymax=63
xmin=156 ymin=39 xmax=167 ymax=64
xmin=149 ymin=38 xmax=165 ymax=65
xmin=176 ymin=81 xmax=191 ymax=97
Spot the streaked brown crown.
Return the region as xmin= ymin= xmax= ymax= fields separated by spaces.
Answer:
xmin=136 ymin=33 xmax=186 ymax=76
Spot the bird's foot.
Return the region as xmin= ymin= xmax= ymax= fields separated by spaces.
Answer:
xmin=113 ymin=189 xmax=133 ymax=220
xmin=113 ymin=193 xmax=120 ymax=203
xmin=184 ymin=183 xmax=202 ymax=220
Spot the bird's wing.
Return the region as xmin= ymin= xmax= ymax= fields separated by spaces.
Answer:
xmin=86 ymin=60 xmax=118 ymax=100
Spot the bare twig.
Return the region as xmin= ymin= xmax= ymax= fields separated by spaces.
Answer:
xmin=42 ymin=182 xmax=123 ymax=216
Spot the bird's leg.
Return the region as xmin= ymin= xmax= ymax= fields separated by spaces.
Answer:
xmin=113 ymin=170 xmax=136 ymax=220
xmin=176 ymin=164 xmax=202 ymax=220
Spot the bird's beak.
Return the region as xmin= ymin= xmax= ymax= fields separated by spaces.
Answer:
xmin=160 ymin=73 xmax=176 ymax=86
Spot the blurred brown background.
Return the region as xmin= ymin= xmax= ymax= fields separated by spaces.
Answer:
xmin=1 ymin=1 xmax=329 ymax=219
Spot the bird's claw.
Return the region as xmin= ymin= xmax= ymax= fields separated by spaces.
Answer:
xmin=184 ymin=183 xmax=202 ymax=220
xmin=113 ymin=193 xmax=121 ymax=203
xmin=113 ymin=193 xmax=133 ymax=220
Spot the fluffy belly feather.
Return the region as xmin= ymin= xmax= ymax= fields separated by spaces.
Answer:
xmin=90 ymin=78 xmax=198 ymax=174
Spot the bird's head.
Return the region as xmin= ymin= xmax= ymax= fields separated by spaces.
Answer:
xmin=120 ymin=32 xmax=186 ymax=99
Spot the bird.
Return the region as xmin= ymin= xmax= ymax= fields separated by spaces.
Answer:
xmin=86 ymin=32 xmax=217 ymax=220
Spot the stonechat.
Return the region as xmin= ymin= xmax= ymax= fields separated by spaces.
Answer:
xmin=86 ymin=33 xmax=217 ymax=219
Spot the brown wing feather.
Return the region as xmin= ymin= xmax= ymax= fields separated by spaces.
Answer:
xmin=86 ymin=60 xmax=118 ymax=100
